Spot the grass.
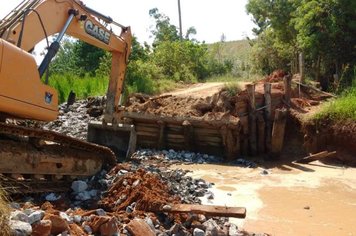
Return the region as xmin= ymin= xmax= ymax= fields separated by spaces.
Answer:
xmin=47 ymin=73 xmax=108 ymax=103
xmin=223 ymin=82 xmax=244 ymax=96
xmin=46 ymin=73 xmax=180 ymax=104
xmin=313 ymin=84 xmax=356 ymax=121
xmin=0 ymin=187 xmax=9 ymax=235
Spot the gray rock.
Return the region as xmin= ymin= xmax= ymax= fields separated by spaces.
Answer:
xmin=23 ymin=209 xmax=34 ymax=216
xmin=203 ymin=219 xmax=219 ymax=236
xmin=71 ymin=180 xmax=88 ymax=193
xmin=145 ymin=217 xmax=155 ymax=231
xmin=96 ymin=208 xmax=106 ymax=216
xmin=168 ymin=223 xmax=181 ymax=234
xmin=83 ymin=225 xmax=93 ymax=234
xmin=59 ymin=212 xmax=72 ymax=223
xmin=10 ymin=211 xmax=29 ymax=223
xmin=193 ymin=228 xmax=205 ymax=236
xmin=126 ymin=206 xmax=133 ymax=213
xmin=45 ymin=193 xmax=61 ymax=201
xmin=9 ymin=202 xmax=21 ymax=210
xmin=75 ymin=191 xmax=91 ymax=201
xmin=28 ymin=210 xmax=44 ymax=224
xmin=162 ymin=205 xmax=172 ymax=211
xmin=73 ymin=215 xmax=82 ymax=224
xmin=10 ymin=220 xmax=32 ymax=236
xmin=229 ymin=223 xmax=239 ymax=236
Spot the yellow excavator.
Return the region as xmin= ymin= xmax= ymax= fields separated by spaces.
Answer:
xmin=0 ymin=0 xmax=132 ymax=191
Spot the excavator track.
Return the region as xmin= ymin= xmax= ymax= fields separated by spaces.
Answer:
xmin=0 ymin=123 xmax=116 ymax=194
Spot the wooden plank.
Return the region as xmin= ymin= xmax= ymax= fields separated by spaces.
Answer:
xmin=247 ymin=84 xmax=257 ymax=155
xmin=283 ymin=75 xmax=292 ymax=107
xmin=135 ymin=123 xmax=158 ymax=128
xmin=157 ymin=121 xmax=166 ymax=149
xmin=270 ymin=109 xmax=288 ymax=159
xmin=123 ymin=112 xmax=240 ymax=128
xmin=166 ymin=133 xmax=185 ymax=139
xmin=195 ymin=136 xmax=222 ymax=143
xmin=194 ymin=128 xmax=221 ymax=136
xmin=136 ymin=131 xmax=158 ymax=137
xmin=257 ymin=113 xmax=265 ymax=154
xmin=135 ymin=126 xmax=159 ymax=132
xmin=296 ymin=151 xmax=337 ymax=164
xmin=292 ymin=81 xmax=337 ymax=98
xmin=264 ymin=83 xmax=272 ymax=153
xmin=160 ymin=204 xmax=246 ymax=219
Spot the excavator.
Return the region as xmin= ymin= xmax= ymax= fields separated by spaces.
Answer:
xmin=0 ymin=0 xmax=132 ymax=192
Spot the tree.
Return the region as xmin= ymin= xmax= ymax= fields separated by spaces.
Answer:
xmin=72 ymin=41 xmax=105 ymax=76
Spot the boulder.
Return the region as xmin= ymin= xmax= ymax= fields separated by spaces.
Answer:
xmin=71 ymin=180 xmax=88 ymax=193
xmin=32 ymin=220 xmax=52 ymax=236
xmin=43 ymin=214 xmax=69 ymax=235
xmin=9 ymin=220 xmax=32 ymax=236
xmin=100 ymin=218 xmax=119 ymax=236
xmin=28 ymin=210 xmax=45 ymax=224
xmin=10 ymin=211 xmax=29 ymax=223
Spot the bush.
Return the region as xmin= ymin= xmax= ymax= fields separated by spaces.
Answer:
xmin=314 ymin=83 xmax=356 ymax=121
xmin=46 ymin=73 xmax=108 ymax=103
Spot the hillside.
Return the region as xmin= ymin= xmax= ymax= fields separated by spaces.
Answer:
xmin=208 ymin=39 xmax=252 ymax=65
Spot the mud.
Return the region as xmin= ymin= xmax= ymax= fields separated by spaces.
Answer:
xmin=173 ymin=161 xmax=356 ymax=236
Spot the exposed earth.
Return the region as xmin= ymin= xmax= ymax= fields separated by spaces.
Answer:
xmin=3 ymin=80 xmax=356 ymax=236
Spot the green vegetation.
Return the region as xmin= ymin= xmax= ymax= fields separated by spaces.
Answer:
xmin=223 ymin=82 xmax=244 ymax=97
xmin=314 ymin=84 xmax=356 ymax=121
xmin=46 ymin=74 xmax=108 ymax=103
xmin=246 ymin=0 xmax=356 ymax=90
xmin=46 ymin=8 xmax=252 ymax=103
xmin=0 ymin=188 xmax=9 ymax=235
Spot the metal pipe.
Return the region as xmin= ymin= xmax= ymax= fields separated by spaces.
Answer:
xmin=178 ymin=0 xmax=183 ymax=40
xmin=38 ymin=11 xmax=76 ymax=78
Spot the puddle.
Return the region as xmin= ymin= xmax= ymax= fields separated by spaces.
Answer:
xmin=172 ymin=162 xmax=356 ymax=235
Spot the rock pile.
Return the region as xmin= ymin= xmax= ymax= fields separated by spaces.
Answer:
xmin=43 ymin=96 xmax=106 ymax=140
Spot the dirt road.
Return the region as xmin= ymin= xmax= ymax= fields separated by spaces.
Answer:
xmin=173 ymin=162 xmax=356 ymax=235
xmin=163 ymin=82 xmax=249 ymax=98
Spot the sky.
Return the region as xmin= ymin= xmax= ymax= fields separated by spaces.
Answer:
xmin=0 ymin=0 xmax=255 ymax=44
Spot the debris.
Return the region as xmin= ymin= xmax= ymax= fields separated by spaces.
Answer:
xmin=126 ymin=219 xmax=155 ymax=236
xmin=157 ymin=204 xmax=246 ymax=218
xmin=296 ymin=151 xmax=337 ymax=164
xmin=31 ymin=220 xmax=52 ymax=236
xmin=43 ymin=214 xmax=69 ymax=235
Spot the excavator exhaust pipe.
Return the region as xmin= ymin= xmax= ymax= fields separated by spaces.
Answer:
xmin=87 ymin=122 xmax=137 ymax=159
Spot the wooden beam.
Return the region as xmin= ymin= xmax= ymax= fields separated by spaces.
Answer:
xmin=283 ymin=75 xmax=292 ymax=107
xmin=270 ymin=108 xmax=288 ymax=159
xmin=246 ymin=84 xmax=257 ymax=155
xmin=264 ymin=83 xmax=272 ymax=152
xmin=257 ymin=113 xmax=265 ymax=154
xmin=157 ymin=121 xmax=166 ymax=149
xmin=296 ymin=151 xmax=337 ymax=164
xmin=159 ymin=204 xmax=246 ymax=218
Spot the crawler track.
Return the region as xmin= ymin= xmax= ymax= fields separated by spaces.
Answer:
xmin=0 ymin=123 xmax=116 ymax=193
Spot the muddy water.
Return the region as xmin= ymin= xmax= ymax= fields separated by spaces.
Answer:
xmin=172 ymin=162 xmax=356 ymax=236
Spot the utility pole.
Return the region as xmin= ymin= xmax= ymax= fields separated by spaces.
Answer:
xmin=178 ymin=0 xmax=183 ymax=40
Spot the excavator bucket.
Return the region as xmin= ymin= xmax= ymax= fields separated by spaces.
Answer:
xmin=87 ymin=122 xmax=137 ymax=159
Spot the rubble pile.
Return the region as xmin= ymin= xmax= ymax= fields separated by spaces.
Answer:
xmin=8 ymin=156 xmax=250 ymax=236
xmin=43 ymin=96 xmax=107 ymax=140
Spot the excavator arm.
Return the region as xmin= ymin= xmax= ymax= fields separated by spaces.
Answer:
xmin=0 ymin=0 xmax=132 ymax=188
xmin=0 ymin=0 xmax=131 ymax=122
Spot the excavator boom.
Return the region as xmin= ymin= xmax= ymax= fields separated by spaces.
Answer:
xmin=0 ymin=0 xmax=132 ymax=192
